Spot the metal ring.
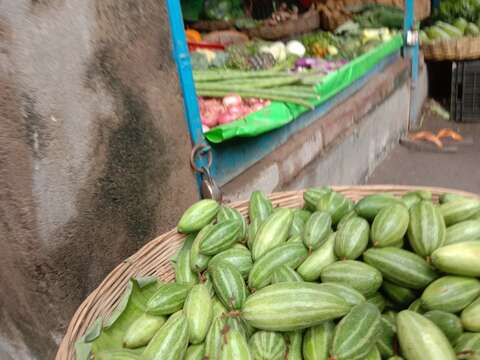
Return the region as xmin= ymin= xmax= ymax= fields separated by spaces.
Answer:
xmin=190 ymin=143 xmax=212 ymax=174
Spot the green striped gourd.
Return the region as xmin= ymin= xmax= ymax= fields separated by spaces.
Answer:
xmin=204 ymin=272 xmax=215 ymax=297
xmin=303 ymin=211 xmax=332 ymax=250
xmin=184 ymin=284 xmax=213 ymax=344
xmin=143 ymin=311 xmax=189 ymax=360
xmin=242 ymin=282 xmax=350 ymax=331
xmin=286 ymin=331 xmax=303 ymax=360
xmin=123 ymin=313 xmax=166 ymax=349
xmin=336 ymin=210 xmax=357 ymax=230
xmin=424 ymin=310 xmax=463 ymax=342
xmin=249 ymin=331 xmax=287 ymax=360
xmin=248 ymin=243 xmax=308 ymax=290
xmin=316 ymin=192 xmax=352 ymax=224
xmin=421 ymin=276 xmax=480 ymax=313
xmin=364 ymin=346 xmax=381 ymax=360
xmin=205 ymin=316 xmax=224 ymax=360
xmin=212 ymin=297 xmax=227 ymax=319
xmin=354 ymin=194 xmax=403 ymax=222
xmin=335 ymin=216 xmax=369 ymax=259
xmin=440 ymin=199 xmax=480 ymax=226
xmin=190 ymin=224 xmax=213 ymax=272
xmin=371 ymin=204 xmax=409 ymax=247
xmin=432 ymin=241 xmax=480 ymax=277
xmin=440 ymin=193 xmax=468 ymax=203
xmin=454 ymin=332 xmax=480 ymax=358
xmin=363 ymin=247 xmax=438 ymax=289
xmin=387 ymin=357 xmax=404 ymax=360
xmin=220 ymin=330 xmax=253 ymax=360
xmin=403 ymin=190 xmax=431 ymax=207
xmin=290 ymin=209 xmax=311 ymax=238
xmin=384 ymin=310 xmax=398 ymax=323
xmin=297 ymin=232 xmax=336 ymax=281
xmin=225 ymin=316 xmax=252 ymax=340
xmin=321 ymin=260 xmax=383 ymax=296
xmin=178 ymin=199 xmax=219 ymax=233
xmin=209 ymin=261 xmax=247 ymax=310
xmin=302 ymin=321 xmax=334 ymax=360
xmin=319 ymin=283 xmax=366 ymax=307
xmin=303 ymin=187 xmax=332 ymax=211
xmin=200 ymin=220 xmax=241 ymax=256
xmin=445 ymin=220 xmax=480 ymax=245
xmin=366 ymin=293 xmax=386 ymax=312
xmin=209 ymin=247 xmax=253 ymax=279
xmin=95 ymin=350 xmax=142 ymax=360
xmin=407 ymin=201 xmax=446 ymax=257
xmin=249 ymin=191 xmax=273 ymax=223
xmin=217 ymin=206 xmax=247 ymax=242
xmin=247 ymin=218 xmax=262 ymax=250
xmin=401 ymin=192 xmax=422 ymax=209
xmin=252 ymin=208 xmax=293 ymax=260
xmin=377 ymin=314 xmax=396 ymax=358
xmin=397 ymin=310 xmax=456 ymax=360
xmin=461 ymin=297 xmax=480 ymax=332
xmin=381 ymin=281 xmax=417 ymax=307
xmin=287 ymin=234 xmax=303 ymax=243
xmin=408 ymin=298 xmax=425 ymax=313
xmin=271 ymin=266 xmax=304 ymax=284
xmin=146 ymin=283 xmax=192 ymax=315
xmin=174 ymin=235 xmax=199 ymax=285
xmin=407 ymin=190 xmax=432 ymax=200
xmin=330 ymin=303 xmax=381 ymax=360
xmin=184 ymin=344 xmax=205 ymax=360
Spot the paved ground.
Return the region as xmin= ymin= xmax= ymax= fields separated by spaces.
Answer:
xmin=368 ymin=112 xmax=480 ymax=194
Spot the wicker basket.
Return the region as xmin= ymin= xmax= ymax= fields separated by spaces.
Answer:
xmin=423 ymin=37 xmax=480 ymax=61
xmin=56 ymin=185 xmax=479 ymax=360
xmin=246 ymin=9 xmax=320 ymax=40
xmin=190 ymin=19 xmax=236 ymax=32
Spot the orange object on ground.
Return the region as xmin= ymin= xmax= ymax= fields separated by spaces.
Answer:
xmin=437 ymin=128 xmax=464 ymax=141
xmin=409 ymin=131 xmax=443 ymax=148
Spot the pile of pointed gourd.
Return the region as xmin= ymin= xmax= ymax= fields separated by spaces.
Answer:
xmin=81 ymin=188 xmax=480 ymax=360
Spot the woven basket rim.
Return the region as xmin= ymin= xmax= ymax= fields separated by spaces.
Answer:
xmin=56 ymin=184 xmax=479 ymax=360
xmin=423 ymin=36 xmax=480 ymax=61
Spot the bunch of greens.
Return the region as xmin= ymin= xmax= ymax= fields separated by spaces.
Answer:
xmin=433 ymin=0 xmax=480 ymax=23
xmin=351 ymin=4 xmax=404 ymax=29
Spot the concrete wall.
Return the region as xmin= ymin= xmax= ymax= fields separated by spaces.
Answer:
xmin=222 ymin=57 xmax=427 ymax=200
xmin=0 ymin=1 xmax=198 ymax=359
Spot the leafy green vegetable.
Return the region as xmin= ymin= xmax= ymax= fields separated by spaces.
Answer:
xmin=181 ymin=0 xmax=204 ymax=22
xmin=434 ymin=0 xmax=480 ymax=23
xmin=353 ymin=5 xmax=404 ymax=29
xmin=75 ymin=278 xmax=162 ymax=360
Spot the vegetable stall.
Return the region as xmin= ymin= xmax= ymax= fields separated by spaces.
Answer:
xmin=168 ymin=0 xmax=423 ymax=191
xmin=418 ymin=0 xmax=480 ymax=122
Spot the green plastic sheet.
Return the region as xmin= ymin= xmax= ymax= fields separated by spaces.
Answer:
xmin=204 ymin=34 xmax=403 ymax=143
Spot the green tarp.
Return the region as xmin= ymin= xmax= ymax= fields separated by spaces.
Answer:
xmin=204 ymin=34 xmax=403 ymax=143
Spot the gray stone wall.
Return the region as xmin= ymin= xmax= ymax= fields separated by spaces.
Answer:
xmin=0 ymin=1 xmax=198 ymax=358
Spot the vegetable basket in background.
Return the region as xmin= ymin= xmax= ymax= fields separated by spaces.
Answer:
xmin=56 ymin=185 xmax=479 ymax=360
xmin=245 ymin=8 xmax=320 ymax=40
xmin=423 ymin=37 xmax=480 ymax=61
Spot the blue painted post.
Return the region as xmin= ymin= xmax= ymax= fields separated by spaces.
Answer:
xmin=403 ymin=0 xmax=420 ymax=128
xmin=166 ymin=0 xmax=207 ymax=191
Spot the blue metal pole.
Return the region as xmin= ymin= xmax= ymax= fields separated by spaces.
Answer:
xmin=403 ymin=0 xmax=420 ymax=128
xmin=166 ymin=0 xmax=206 ymax=191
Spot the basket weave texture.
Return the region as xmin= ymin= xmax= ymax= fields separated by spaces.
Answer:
xmin=246 ymin=9 xmax=320 ymax=40
xmin=423 ymin=37 xmax=480 ymax=61
xmin=56 ymin=185 xmax=479 ymax=360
